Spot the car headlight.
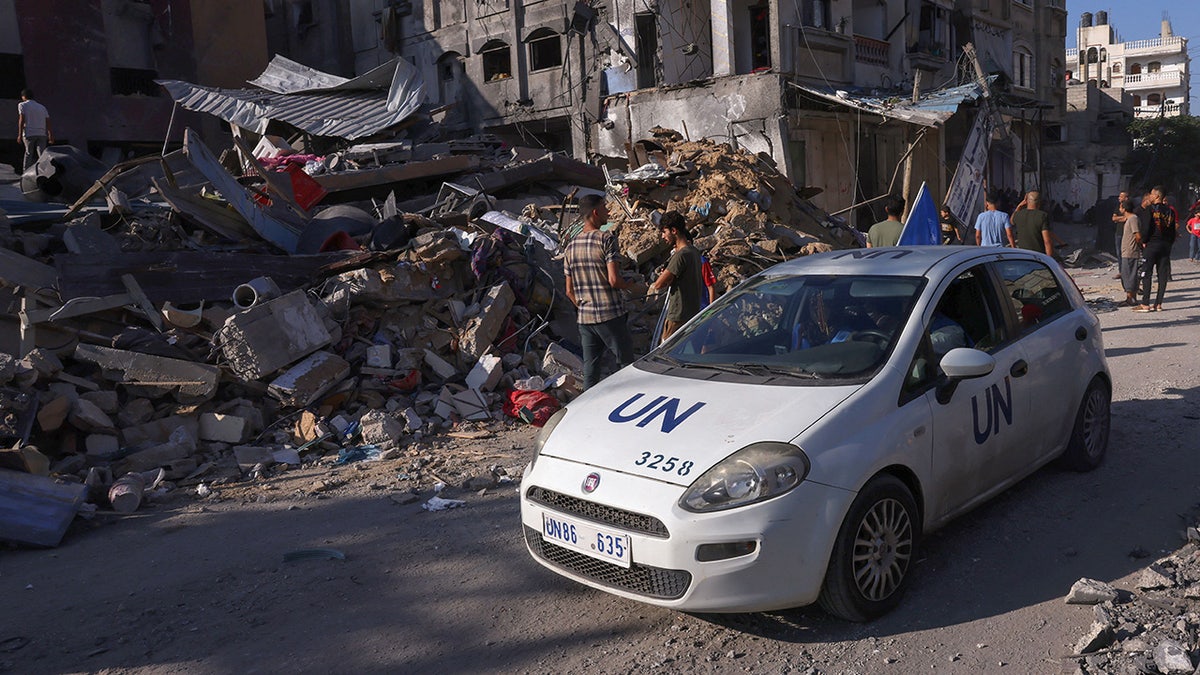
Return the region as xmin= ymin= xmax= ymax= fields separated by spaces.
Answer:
xmin=679 ymin=442 xmax=810 ymax=513
xmin=529 ymin=407 xmax=567 ymax=471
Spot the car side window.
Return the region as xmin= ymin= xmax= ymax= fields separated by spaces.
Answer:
xmin=994 ymin=260 xmax=1070 ymax=335
xmin=902 ymin=265 xmax=1006 ymax=397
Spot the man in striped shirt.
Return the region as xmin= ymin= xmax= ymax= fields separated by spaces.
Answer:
xmin=564 ymin=194 xmax=634 ymax=389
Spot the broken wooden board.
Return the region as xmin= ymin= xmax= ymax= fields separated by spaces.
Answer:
xmin=0 ymin=248 xmax=58 ymax=291
xmin=183 ymin=128 xmax=304 ymax=253
xmin=152 ymin=177 xmax=258 ymax=242
xmin=312 ymin=155 xmax=479 ymax=194
xmin=56 ymin=251 xmax=341 ymax=305
xmin=63 ymin=154 xmax=163 ymax=218
xmin=0 ymin=468 xmax=88 ymax=547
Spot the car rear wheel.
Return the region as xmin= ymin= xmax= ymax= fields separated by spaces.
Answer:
xmin=818 ymin=474 xmax=918 ymax=622
xmin=1058 ymin=377 xmax=1110 ymax=471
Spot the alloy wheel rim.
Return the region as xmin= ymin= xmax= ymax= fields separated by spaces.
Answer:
xmin=1082 ymin=388 xmax=1110 ymax=458
xmin=851 ymin=497 xmax=913 ymax=602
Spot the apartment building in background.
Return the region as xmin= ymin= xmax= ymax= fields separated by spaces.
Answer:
xmin=1066 ymin=10 xmax=1190 ymax=118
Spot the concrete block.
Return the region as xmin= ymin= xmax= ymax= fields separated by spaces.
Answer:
xmin=20 ymin=348 xmax=63 ymax=378
xmin=423 ymin=349 xmax=459 ymax=380
xmin=267 ymin=351 xmax=350 ymax=407
xmin=120 ymin=441 xmax=193 ymax=473
xmin=465 ymin=353 xmax=503 ymax=392
xmin=366 ymin=344 xmax=392 ymax=369
xmin=359 ymin=409 xmax=404 ymax=446
xmin=199 ymin=413 xmax=247 ymax=444
xmin=120 ymin=415 xmax=199 ymax=449
xmin=85 ymin=433 xmax=120 ymax=457
xmin=329 ymin=265 xmax=442 ymax=304
xmin=81 ymin=390 xmax=119 ymax=415
xmin=117 ymin=398 xmax=156 ymax=428
xmin=74 ymin=344 xmax=219 ymax=401
xmin=232 ymin=445 xmax=276 ymax=470
xmin=451 ymin=388 xmax=491 ymax=421
xmin=459 ymin=283 xmax=515 ymax=362
xmin=37 ymin=396 xmax=71 ymax=432
xmin=433 ymin=387 xmax=456 ymax=420
xmin=543 ymin=342 xmax=584 ymax=379
xmin=69 ymin=398 xmax=115 ymax=433
xmin=401 ymin=407 xmax=423 ymax=431
xmin=218 ymin=290 xmax=332 ymax=381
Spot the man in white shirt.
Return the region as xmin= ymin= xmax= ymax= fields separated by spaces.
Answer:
xmin=17 ymin=89 xmax=53 ymax=170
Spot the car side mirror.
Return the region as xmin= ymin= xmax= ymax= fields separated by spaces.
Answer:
xmin=935 ymin=348 xmax=995 ymax=405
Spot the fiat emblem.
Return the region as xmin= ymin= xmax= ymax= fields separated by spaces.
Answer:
xmin=582 ymin=472 xmax=601 ymax=493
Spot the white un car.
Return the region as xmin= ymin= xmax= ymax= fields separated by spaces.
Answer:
xmin=520 ymin=246 xmax=1111 ymax=621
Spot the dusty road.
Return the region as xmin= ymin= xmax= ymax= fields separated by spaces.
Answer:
xmin=4 ymin=236 xmax=1199 ymax=675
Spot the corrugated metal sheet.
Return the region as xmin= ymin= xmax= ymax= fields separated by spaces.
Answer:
xmin=790 ymin=80 xmax=989 ymax=127
xmin=158 ymin=57 xmax=424 ymax=141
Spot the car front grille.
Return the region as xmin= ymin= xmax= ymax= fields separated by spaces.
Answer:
xmin=525 ymin=486 xmax=670 ymax=538
xmin=524 ymin=526 xmax=692 ymax=600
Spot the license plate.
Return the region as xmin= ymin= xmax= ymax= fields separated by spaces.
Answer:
xmin=541 ymin=512 xmax=632 ymax=568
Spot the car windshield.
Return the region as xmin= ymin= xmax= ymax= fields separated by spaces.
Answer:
xmin=651 ymin=274 xmax=924 ymax=382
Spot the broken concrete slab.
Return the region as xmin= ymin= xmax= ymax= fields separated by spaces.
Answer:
xmin=1066 ymin=578 xmax=1119 ymax=605
xmin=120 ymin=415 xmax=199 ymax=449
xmin=423 ymin=349 xmax=459 ymax=380
xmin=84 ymin=433 xmax=120 ymax=458
xmin=117 ymin=398 xmax=156 ymax=428
xmin=451 ymin=388 xmax=491 ymax=421
xmin=366 ymin=344 xmax=392 ymax=369
xmin=80 ymin=390 xmax=119 ymax=415
xmin=459 ymin=283 xmax=515 ymax=362
xmin=267 ymin=350 xmax=350 ymax=407
xmin=359 ymin=410 xmax=404 ymax=446
xmin=68 ymin=398 xmax=116 ymax=433
xmin=120 ymin=440 xmax=194 ymax=474
xmin=0 ymin=468 xmax=88 ymax=547
xmin=232 ymin=445 xmax=275 ymax=470
xmin=74 ymin=344 xmax=220 ymax=401
xmin=327 ymin=265 xmax=446 ymax=305
xmin=36 ymin=396 xmax=71 ymax=433
xmin=542 ymin=342 xmax=584 ymax=380
xmin=63 ymin=213 xmax=122 ymax=257
xmin=199 ymin=413 xmax=248 ymax=444
xmin=218 ymin=290 xmax=332 ymax=381
xmin=465 ymin=353 xmax=503 ymax=392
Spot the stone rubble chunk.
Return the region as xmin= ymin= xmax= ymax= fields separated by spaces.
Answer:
xmin=84 ymin=434 xmax=120 ymax=457
xmin=1074 ymin=622 xmax=1113 ymax=655
xmin=459 ymin=282 xmax=515 ymax=362
xmin=465 ymin=353 xmax=503 ymax=392
xmin=80 ymin=390 xmax=119 ymax=415
xmin=1137 ymin=563 xmax=1175 ymax=590
xmin=232 ymin=445 xmax=276 ymax=470
xmin=36 ymin=395 xmax=72 ymax=432
xmin=69 ymin=398 xmax=116 ymax=433
xmin=218 ymin=290 xmax=332 ymax=381
xmin=359 ymin=410 xmax=404 ymax=446
xmin=401 ymin=407 xmax=423 ymax=432
xmin=121 ymin=415 xmax=198 ymax=448
xmin=0 ymin=353 xmax=16 ymax=383
xmin=423 ymin=349 xmax=459 ymax=380
xmin=542 ymin=342 xmax=584 ymax=380
xmin=117 ymin=397 xmax=156 ymax=427
xmin=199 ymin=413 xmax=248 ymax=444
xmin=21 ymin=348 xmax=63 ymax=378
xmin=366 ymin=344 xmax=392 ymax=369
xmin=1067 ymin=578 xmax=1120 ymax=605
xmin=267 ymin=351 xmax=350 ymax=407
xmin=1152 ymin=639 xmax=1193 ymax=674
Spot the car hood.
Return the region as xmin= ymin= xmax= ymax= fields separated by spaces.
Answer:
xmin=540 ymin=365 xmax=860 ymax=486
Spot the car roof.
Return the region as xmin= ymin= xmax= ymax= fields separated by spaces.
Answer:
xmin=762 ymin=246 xmax=1046 ymax=279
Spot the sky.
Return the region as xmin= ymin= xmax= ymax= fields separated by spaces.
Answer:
xmin=1065 ymin=1 xmax=1200 ymax=111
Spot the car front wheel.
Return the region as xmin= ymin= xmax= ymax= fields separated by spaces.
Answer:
xmin=818 ymin=474 xmax=919 ymax=622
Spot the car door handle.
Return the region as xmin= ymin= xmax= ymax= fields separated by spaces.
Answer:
xmin=1010 ymin=360 xmax=1028 ymax=378
xmin=1075 ymin=326 xmax=1088 ymax=341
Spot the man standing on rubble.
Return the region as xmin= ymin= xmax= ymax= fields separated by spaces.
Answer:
xmin=564 ymin=194 xmax=635 ymax=389
xmin=648 ymin=211 xmax=703 ymax=343
xmin=17 ymin=89 xmax=53 ymax=170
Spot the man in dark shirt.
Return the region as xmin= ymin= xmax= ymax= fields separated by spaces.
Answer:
xmin=648 ymin=211 xmax=703 ymax=343
xmin=1011 ymin=190 xmax=1054 ymax=256
xmin=1133 ymin=186 xmax=1177 ymax=312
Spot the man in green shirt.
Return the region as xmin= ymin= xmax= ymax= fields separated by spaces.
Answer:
xmin=1011 ymin=190 xmax=1054 ymax=256
xmin=866 ymin=196 xmax=905 ymax=247
xmin=648 ymin=211 xmax=702 ymax=342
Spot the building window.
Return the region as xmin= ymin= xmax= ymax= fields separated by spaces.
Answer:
xmin=436 ymin=52 xmax=464 ymax=105
xmin=1086 ymin=47 xmax=1098 ymax=64
xmin=1099 ymin=48 xmax=1106 ymax=62
xmin=0 ymin=54 xmax=25 ymax=99
xmin=1014 ymin=48 xmax=1033 ymax=89
xmin=1129 ymin=62 xmax=1142 ymax=75
xmin=1133 ymin=94 xmax=1142 ymax=106
xmin=1148 ymin=61 xmax=1161 ymax=73
xmin=1051 ymin=59 xmax=1063 ymax=87
xmin=1112 ymin=62 xmax=1121 ymax=74
xmin=481 ymin=40 xmax=511 ymax=82
xmin=1147 ymin=93 xmax=1161 ymax=106
xmin=527 ymin=28 xmax=562 ymax=71
xmin=801 ymin=0 xmax=831 ymax=30
xmin=634 ymin=13 xmax=660 ymax=88
xmin=110 ymin=67 xmax=160 ymax=96
xmin=749 ymin=3 xmax=771 ymax=70
xmin=916 ymin=3 xmax=949 ymax=56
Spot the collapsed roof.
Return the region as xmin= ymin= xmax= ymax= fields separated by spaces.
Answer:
xmin=157 ymin=55 xmax=425 ymax=140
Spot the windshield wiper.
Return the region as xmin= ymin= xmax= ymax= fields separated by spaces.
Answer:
xmin=701 ymin=362 xmax=823 ymax=379
xmin=647 ymin=353 xmax=692 ymax=369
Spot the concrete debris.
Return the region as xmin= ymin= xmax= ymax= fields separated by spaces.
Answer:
xmin=0 ymin=121 xmax=857 ymax=547
xmin=1066 ymin=532 xmax=1200 ymax=673
xmin=1066 ymin=578 xmax=1119 ymax=604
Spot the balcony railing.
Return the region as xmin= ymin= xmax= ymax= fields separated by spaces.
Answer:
xmin=1122 ymin=71 xmax=1184 ymax=88
xmin=854 ymin=35 xmax=890 ymax=66
xmin=1065 ymin=47 xmax=1078 ymax=60
xmin=1134 ymin=102 xmax=1184 ymax=117
xmin=1124 ymin=36 xmax=1186 ymax=55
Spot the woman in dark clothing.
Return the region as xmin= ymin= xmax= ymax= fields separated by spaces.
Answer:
xmin=1133 ymin=186 xmax=1178 ymax=312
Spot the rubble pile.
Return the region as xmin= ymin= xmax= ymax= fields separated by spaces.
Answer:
xmin=0 ymin=125 xmax=851 ymax=547
xmin=1065 ymin=526 xmax=1200 ymax=674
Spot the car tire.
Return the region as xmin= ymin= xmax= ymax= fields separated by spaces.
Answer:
xmin=1057 ymin=377 xmax=1110 ymax=471
xmin=818 ymin=474 xmax=919 ymax=622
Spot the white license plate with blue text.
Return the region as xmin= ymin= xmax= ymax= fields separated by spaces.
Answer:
xmin=541 ymin=512 xmax=631 ymax=567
